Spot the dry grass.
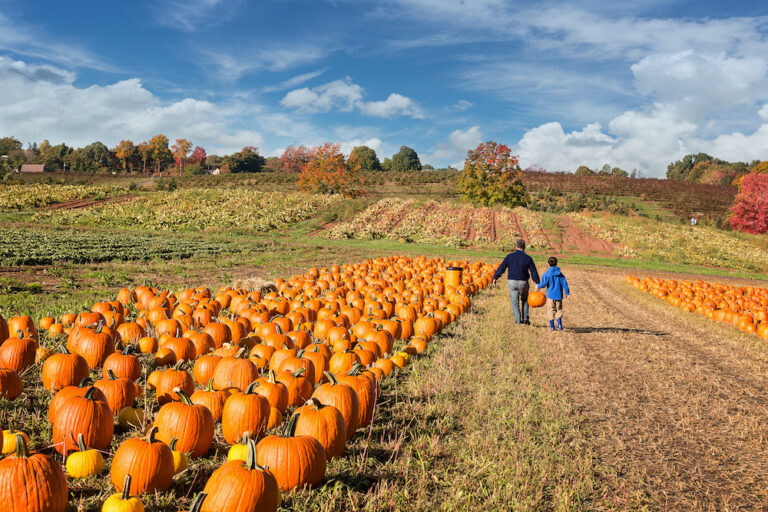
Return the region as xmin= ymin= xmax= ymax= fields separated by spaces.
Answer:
xmin=544 ymin=267 xmax=768 ymax=511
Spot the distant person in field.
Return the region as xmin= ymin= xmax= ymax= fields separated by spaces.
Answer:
xmin=535 ymin=256 xmax=570 ymax=331
xmin=492 ymin=239 xmax=540 ymax=325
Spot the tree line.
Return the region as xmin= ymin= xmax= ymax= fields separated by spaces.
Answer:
xmin=0 ymin=135 xmax=440 ymax=177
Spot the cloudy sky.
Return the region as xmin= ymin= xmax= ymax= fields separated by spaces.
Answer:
xmin=1 ymin=0 xmax=767 ymax=176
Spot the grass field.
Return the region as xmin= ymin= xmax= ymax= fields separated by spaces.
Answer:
xmin=1 ymin=174 xmax=767 ymax=511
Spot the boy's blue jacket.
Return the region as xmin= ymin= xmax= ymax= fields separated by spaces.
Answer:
xmin=537 ymin=266 xmax=570 ymax=300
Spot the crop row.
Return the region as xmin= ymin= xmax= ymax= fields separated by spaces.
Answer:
xmin=0 ymin=228 xmax=233 ymax=266
xmin=570 ymin=212 xmax=768 ymax=272
xmin=33 ymin=189 xmax=343 ymax=232
xmin=326 ymin=198 xmax=550 ymax=249
xmin=0 ymin=184 xmax=126 ymax=210
xmin=627 ymin=275 xmax=768 ymax=340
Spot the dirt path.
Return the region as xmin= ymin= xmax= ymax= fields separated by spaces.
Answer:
xmin=40 ymin=194 xmax=136 ymax=211
xmin=549 ymin=215 xmax=617 ymax=256
xmin=541 ymin=268 xmax=768 ymax=510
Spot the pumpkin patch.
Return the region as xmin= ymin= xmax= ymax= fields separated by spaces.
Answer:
xmin=1 ymin=256 xmax=491 ymax=510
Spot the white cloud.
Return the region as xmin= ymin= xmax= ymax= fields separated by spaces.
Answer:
xmin=201 ymin=44 xmax=328 ymax=80
xmin=155 ymin=0 xmax=233 ymax=32
xmin=261 ymin=68 xmax=327 ymax=93
xmin=0 ymin=56 xmax=263 ymax=155
xmin=339 ymin=137 xmax=384 ymax=156
xmin=0 ymin=12 xmax=111 ymax=70
xmin=281 ymin=79 xmax=364 ymax=113
xmin=428 ymin=126 xmax=482 ymax=163
xmin=281 ymin=78 xmax=423 ymax=118
xmin=631 ymin=51 xmax=768 ymax=120
xmin=358 ymin=93 xmax=424 ymax=118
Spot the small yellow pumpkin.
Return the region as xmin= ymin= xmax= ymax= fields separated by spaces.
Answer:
xmin=102 ymin=474 xmax=145 ymax=512
xmin=66 ymin=433 xmax=104 ymax=478
xmin=170 ymin=437 xmax=189 ymax=474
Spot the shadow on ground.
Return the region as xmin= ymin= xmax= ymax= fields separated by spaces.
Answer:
xmin=568 ymin=326 xmax=670 ymax=336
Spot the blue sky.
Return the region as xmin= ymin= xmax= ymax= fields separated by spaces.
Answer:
xmin=1 ymin=0 xmax=767 ymax=176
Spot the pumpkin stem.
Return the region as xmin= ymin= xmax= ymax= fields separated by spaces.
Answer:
xmin=188 ymin=493 xmax=207 ymax=512
xmin=347 ymin=362 xmax=363 ymax=376
xmin=291 ymin=367 xmax=306 ymax=377
xmin=96 ymin=320 xmax=104 ymax=334
xmin=283 ymin=412 xmax=300 ymax=438
xmin=323 ymin=370 xmax=339 ymax=385
xmin=14 ymin=434 xmax=30 ymax=458
xmin=145 ymin=426 xmax=160 ymax=443
xmin=205 ymin=378 xmax=215 ymax=392
xmin=174 ymin=388 xmax=193 ymax=406
xmin=173 ymin=360 xmax=184 ymax=371
xmin=122 ymin=344 xmax=134 ymax=355
xmin=16 ymin=329 xmax=23 ymax=339
xmin=170 ymin=437 xmax=179 ymax=451
xmin=267 ymin=370 xmax=277 ymax=384
xmin=296 ymin=349 xmax=305 ymax=358
xmin=235 ymin=346 xmax=248 ymax=359
xmin=84 ymin=386 xmax=98 ymax=401
xmin=243 ymin=381 xmax=259 ymax=394
xmin=78 ymin=377 xmax=93 ymax=387
xmin=107 ymin=369 xmax=118 ymax=380
xmin=244 ymin=438 xmax=262 ymax=470
xmin=77 ymin=433 xmax=87 ymax=452
xmin=121 ymin=474 xmax=132 ymax=500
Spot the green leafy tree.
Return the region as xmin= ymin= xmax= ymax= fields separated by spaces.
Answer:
xmin=381 ymin=157 xmax=392 ymax=172
xmin=456 ymin=141 xmax=527 ymax=207
xmin=348 ymin=145 xmax=381 ymax=172
xmin=391 ymin=146 xmax=421 ymax=171
xmin=574 ymin=165 xmax=594 ymax=175
xmin=223 ymin=146 xmax=265 ymax=173
xmin=0 ymin=137 xmax=22 ymax=156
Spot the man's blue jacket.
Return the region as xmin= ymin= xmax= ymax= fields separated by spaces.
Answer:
xmin=537 ymin=266 xmax=570 ymax=300
xmin=493 ymin=250 xmax=540 ymax=284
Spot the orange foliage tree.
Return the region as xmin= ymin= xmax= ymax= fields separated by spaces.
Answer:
xmin=297 ymin=143 xmax=363 ymax=196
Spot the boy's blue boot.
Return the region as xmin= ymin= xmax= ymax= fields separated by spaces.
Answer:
xmin=549 ymin=320 xmax=555 ymax=331
xmin=556 ymin=318 xmax=563 ymax=331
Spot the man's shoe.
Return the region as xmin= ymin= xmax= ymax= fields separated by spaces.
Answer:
xmin=549 ymin=320 xmax=555 ymax=331
xmin=523 ymin=320 xmax=531 ymax=325
xmin=556 ymin=318 xmax=563 ymax=331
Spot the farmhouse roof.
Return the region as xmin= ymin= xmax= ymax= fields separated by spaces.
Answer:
xmin=20 ymin=164 xmax=46 ymax=173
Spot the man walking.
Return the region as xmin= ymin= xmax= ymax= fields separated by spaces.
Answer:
xmin=492 ymin=239 xmax=540 ymax=325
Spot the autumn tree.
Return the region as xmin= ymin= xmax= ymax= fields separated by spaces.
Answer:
xmin=0 ymin=136 xmax=22 ymax=156
xmin=190 ymin=146 xmax=207 ymax=165
xmin=137 ymin=142 xmax=151 ymax=173
xmin=456 ymin=141 xmax=527 ymax=207
xmin=298 ymin=143 xmax=363 ymax=196
xmin=280 ymin=145 xmax=312 ymax=173
xmin=171 ymin=138 xmax=193 ymax=174
xmin=114 ymin=140 xmax=136 ymax=172
xmin=348 ymin=145 xmax=381 ymax=172
xmin=730 ymin=172 xmax=768 ymax=234
xmin=390 ymin=146 xmax=421 ymax=171
xmin=148 ymin=134 xmax=172 ymax=173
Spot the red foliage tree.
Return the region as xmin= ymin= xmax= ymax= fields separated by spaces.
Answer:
xmin=191 ymin=146 xmax=207 ymax=165
xmin=297 ymin=143 xmax=363 ymax=196
xmin=280 ymin=145 xmax=312 ymax=173
xmin=730 ymin=172 xmax=768 ymax=234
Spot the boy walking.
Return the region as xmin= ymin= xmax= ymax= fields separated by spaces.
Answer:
xmin=536 ymin=257 xmax=570 ymax=331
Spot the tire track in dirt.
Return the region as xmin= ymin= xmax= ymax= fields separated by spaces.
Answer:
xmin=542 ymin=268 xmax=768 ymax=511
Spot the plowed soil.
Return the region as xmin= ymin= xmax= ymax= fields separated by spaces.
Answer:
xmin=540 ymin=267 xmax=768 ymax=510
